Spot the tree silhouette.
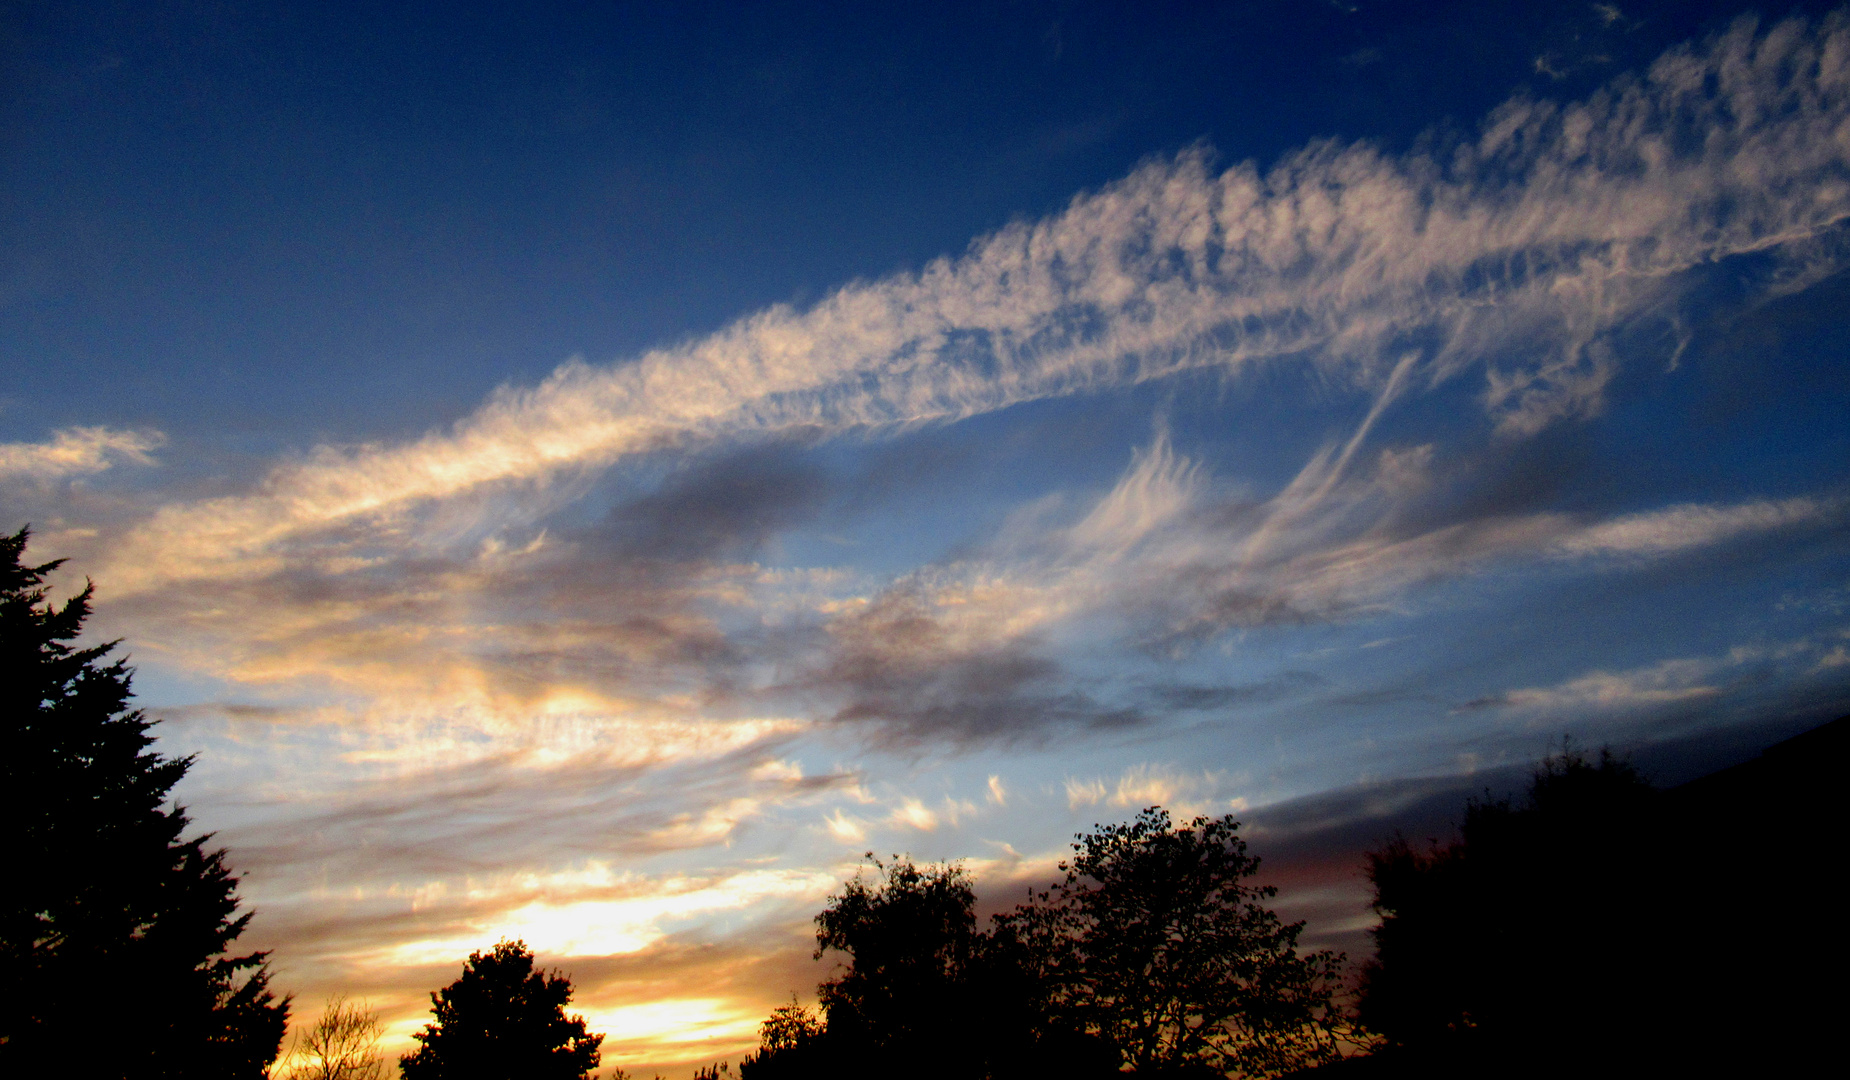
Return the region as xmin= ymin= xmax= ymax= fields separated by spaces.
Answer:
xmin=742 ymin=857 xmax=1052 ymax=1079
xmin=814 ymin=856 xmax=981 ymax=1057
xmin=996 ymin=808 xmax=1347 ymax=1078
xmin=399 ymin=940 xmax=603 ymax=1080
xmin=282 ymin=996 xmax=387 ymax=1080
xmin=736 ymin=998 xmax=827 ymax=1079
xmin=1358 ymin=744 xmax=1660 ymax=1066
xmin=1348 ymin=733 xmax=1850 ymax=1075
xmin=757 ymin=997 xmax=824 ymax=1052
xmin=0 ymin=526 xmax=288 ymax=1078
xmin=744 ymin=815 xmax=1344 ymax=1079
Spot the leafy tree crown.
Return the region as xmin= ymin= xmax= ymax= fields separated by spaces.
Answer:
xmin=400 ymin=939 xmax=603 ymax=1080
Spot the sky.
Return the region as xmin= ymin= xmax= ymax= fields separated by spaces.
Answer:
xmin=5 ymin=0 xmax=1850 ymax=1074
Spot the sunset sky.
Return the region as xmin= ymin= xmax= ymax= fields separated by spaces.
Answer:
xmin=6 ymin=1 xmax=1850 ymax=1074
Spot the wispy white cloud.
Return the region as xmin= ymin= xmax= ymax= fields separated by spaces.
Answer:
xmin=1058 ymin=764 xmax=1229 ymax=819
xmin=799 ymin=424 xmax=1843 ymax=740
xmin=1494 ymin=658 xmax=1727 ymax=712
xmin=30 ymin=13 xmax=1838 ymax=758
xmin=1552 ymin=497 xmax=1838 ymax=557
xmin=0 ymin=426 xmax=163 ymax=482
xmin=1064 ymin=776 xmax=1107 ymax=809
xmin=1461 ymin=637 xmax=1849 ymax=716
xmin=94 ymin=13 xmax=1850 ymax=604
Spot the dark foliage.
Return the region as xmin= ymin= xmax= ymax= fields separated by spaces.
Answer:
xmin=1359 ymin=746 xmax=1656 ymax=1065
xmin=744 ymin=812 xmax=1346 ymax=1080
xmin=0 ymin=526 xmax=288 ymax=1078
xmin=1354 ymin=726 xmax=1849 ymax=1076
xmin=997 ymin=809 xmax=1347 ymax=1077
xmin=814 ymin=857 xmax=981 ymax=1056
xmin=399 ymin=939 xmax=603 ymax=1080
xmin=741 ymin=858 xmax=1013 ymax=1080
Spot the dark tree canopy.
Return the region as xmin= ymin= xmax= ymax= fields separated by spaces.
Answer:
xmin=1359 ymin=745 xmax=1659 ymax=1059
xmin=814 ymin=856 xmax=981 ymax=1054
xmin=0 ymin=526 xmax=288 ymax=1078
xmin=997 ymin=809 xmax=1347 ymax=1078
xmin=1357 ymin=729 xmax=1850 ymax=1075
xmin=399 ymin=940 xmax=603 ymax=1080
xmin=743 ymin=812 xmax=1346 ymax=1080
xmin=742 ymin=858 xmax=1003 ymax=1079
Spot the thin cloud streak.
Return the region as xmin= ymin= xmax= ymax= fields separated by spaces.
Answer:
xmin=98 ymin=13 xmax=1850 ymax=600
xmin=0 ymin=426 xmax=163 ymax=482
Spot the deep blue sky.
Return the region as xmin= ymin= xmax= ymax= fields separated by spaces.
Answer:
xmin=5 ymin=1 xmax=1819 ymax=447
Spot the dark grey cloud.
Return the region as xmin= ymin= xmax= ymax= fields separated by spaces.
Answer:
xmin=599 ymin=440 xmax=834 ymax=563
xmin=1144 ymin=672 xmax=1324 ymax=712
xmin=820 ymin=645 xmax=1145 ymax=747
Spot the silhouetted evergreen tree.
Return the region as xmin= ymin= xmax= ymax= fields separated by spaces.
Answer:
xmin=0 ymin=526 xmax=288 ymax=1078
xmin=399 ymin=940 xmax=603 ymax=1080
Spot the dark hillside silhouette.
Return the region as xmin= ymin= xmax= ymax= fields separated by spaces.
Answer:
xmin=0 ymin=527 xmax=288 ymax=1078
xmin=1342 ymin=719 xmax=1849 ymax=1076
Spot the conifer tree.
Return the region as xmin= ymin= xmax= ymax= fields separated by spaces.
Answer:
xmin=0 ymin=526 xmax=288 ymax=1077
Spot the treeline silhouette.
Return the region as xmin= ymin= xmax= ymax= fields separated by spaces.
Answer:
xmin=6 ymin=524 xmax=1844 ymax=1079
xmin=737 ymin=809 xmax=1351 ymax=1080
xmin=1330 ymin=720 xmax=1847 ymax=1078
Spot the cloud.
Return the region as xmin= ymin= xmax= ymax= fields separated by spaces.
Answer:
xmin=599 ymin=439 xmax=834 ymax=563
xmin=367 ymin=867 xmax=836 ymax=967
xmin=1458 ymin=637 xmax=1850 ymax=717
xmin=1551 ymin=497 xmax=1839 ymax=557
xmin=1106 ymin=762 xmax=1224 ymax=812
xmin=1064 ymin=776 xmax=1107 ymax=810
xmin=887 ymin=797 xmax=940 ymax=832
xmin=823 ymin=808 xmax=867 ymax=844
xmin=1489 ymin=658 xmax=1727 ymax=712
xmin=28 ymin=11 xmax=1838 ymax=760
xmin=0 ymin=426 xmax=163 ymax=482
xmin=94 ymin=11 xmax=1850 ymax=606
xmin=786 ymin=425 xmax=1839 ymax=743
xmin=1147 ymin=673 xmax=1324 ymax=711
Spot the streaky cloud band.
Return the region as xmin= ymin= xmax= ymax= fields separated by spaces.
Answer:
xmin=100 ymin=11 xmax=1850 ymax=595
